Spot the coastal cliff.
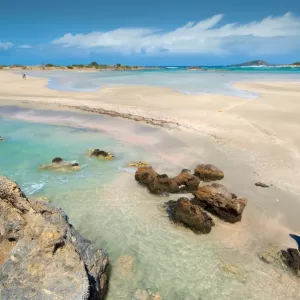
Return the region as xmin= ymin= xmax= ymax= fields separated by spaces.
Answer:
xmin=0 ymin=176 xmax=109 ymax=300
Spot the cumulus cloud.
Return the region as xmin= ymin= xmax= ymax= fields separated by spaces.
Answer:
xmin=19 ymin=44 xmax=32 ymax=49
xmin=52 ymin=13 xmax=300 ymax=55
xmin=0 ymin=42 xmax=13 ymax=50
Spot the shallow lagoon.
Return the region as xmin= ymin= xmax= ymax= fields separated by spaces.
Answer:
xmin=0 ymin=109 xmax=299 ymax=299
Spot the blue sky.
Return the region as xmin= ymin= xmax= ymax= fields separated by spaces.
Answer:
xmin=1 ymin=0 xmax=300 ymax=65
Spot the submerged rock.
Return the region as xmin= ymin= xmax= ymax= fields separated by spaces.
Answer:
xmin=128 ymin=161 xmax=149 ymax=168
xmin=40 ymin=158 xmax=80 ymax=172
xmin=0 ymin=176 xmax=109 ymax=299
xmin=166 ymin=197 xmax=214 ymax=234
xmin=192 ymin=183 xmax=248 ymax=223
xmin=134 ymin=289 xmax=162 ymax=300
xmin=255 ymin=182 xmax=270 ymax=188
xmin=194 ymin=164 xmax=224 ymax=181
xmin=281 ymin=248 xmax=300 ymax=276
xmin=219 ymin=262 xmax=246 ymax=283
xmin=135 ymin=167 xmax=200 ymax=195
xmin=89 ymin=149 xmax=114 ymax=160
xmin=115 ymin=255 xmax=134 ymax=276
xmin=258 ymin=244 xmax=282 ymax=264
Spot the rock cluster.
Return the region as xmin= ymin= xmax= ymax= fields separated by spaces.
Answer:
xmin=89 ymin=149 xmax=114 ymax=160
xmin=0 ymin=176 xmax=109 ymax=300
xmin=40 ymin=157 xmax=80 ymax=172
xmin=192 ymin=183 xmax=248 ymax=223
xmin=136 ymin=164 xmax=248 ymax=232
xmin=166 ymin=197 xmax=214 ymax=234
xmin=135 ymin=167 xmax=200 ymax=195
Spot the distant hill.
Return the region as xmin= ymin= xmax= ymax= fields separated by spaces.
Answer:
xmin=229 ymin=60 xmax=270 ymax=67
xmin=291 ymin=62 xmax=300 ymax=66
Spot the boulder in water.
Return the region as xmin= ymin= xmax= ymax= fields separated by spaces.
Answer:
xmin=128 ymin=161 xmax=149 ymax=168
xmin=0 ymin=176 xmax=109 ymax=299
xmin=166 ymin=197 xmax=214 ymax=234
xmin=52 ymin=157 xmax=63 ymax=163
xmin=192 ymin=183 xmax=247 ymax=223
xmin=40 ymin=158 xmax=80 ymax=172
xmin=0 ymin=137 xmax=3 ymax=141
xmin=89 ymin=149 xmax=114 ymax=160
xmin=135 ymin=167 xmax=200 ymax=195
xmin=194 ymin=164 xmax=224 ymax=181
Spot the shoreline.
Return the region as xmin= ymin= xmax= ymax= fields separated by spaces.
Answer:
xmin=1 ymin=72 xmax=300 ymax=195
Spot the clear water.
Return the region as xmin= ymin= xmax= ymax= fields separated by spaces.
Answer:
xmin=1 ymin=111 xmax=300 ymax=300
xmin=23 ymin=68 xmax=300 ymax=98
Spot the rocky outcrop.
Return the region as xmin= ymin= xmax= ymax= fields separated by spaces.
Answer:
xmin=135 ymin=167 xmax=200 ymax=195
xmin=0 ymin=176 xmax=109 ymax=300
xmin=194 ymin=164 xmax=224 ymax=181
xmin=40 ymin=158 xmax=80 ymax=172
xmin=281 ymin=248 xmax=300 ymax=276
xmin=166 ymin=198 xmax=214 ymax=234
xmin=192 ymin=183 xmax=247 ymax=223
xmin=89 ymin=149 xmax=114 ymax=160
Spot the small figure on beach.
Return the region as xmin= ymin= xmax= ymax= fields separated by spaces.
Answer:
xmin=22 ymin=73 xmax=26 ymax=79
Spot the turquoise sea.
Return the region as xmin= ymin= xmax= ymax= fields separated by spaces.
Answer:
xmin=24 ymin=66 xmax=300 ymax=98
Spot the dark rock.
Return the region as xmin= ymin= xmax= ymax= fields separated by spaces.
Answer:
xmin=91 ymin=149 xmax=109 ymax=157
xmin=135 ymin=167 xmax=200 ymax=195
xmin=89 ymin=149 xmax=114 ymax=160
xmin=0 ymin=137 xmax=3 ymax=141
xmin=192 ymin=183 xmax=248 ymax=223
xmin=194 ymin=164 xmax=224 ymax=181
xmin=255 ymin=182 xmax=269 ymax=188
xmin=281 ymin=248 xmax=300 ymax=276
xmin=71 ymin=162 xmax=79 ymax=167
xmin=52 ymin=157 xmax=63 ymax=164
xmin=166 ymin=198 xmax=214 ymax=234
xmin=0 ymin=176 xmax=109 ymax=299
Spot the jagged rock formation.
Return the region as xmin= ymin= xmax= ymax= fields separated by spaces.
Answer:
xmin=281 ymin=248 xmax=300 ymax=276
xmin=135 ymin=167 xmax=200 ymax=195
xmin=194 ymin=164 xmax=224 ymax=181
xmin=88 ymin=149 xmax=114 ymax=160
xmin=40 ymin=157 xmax=80 ymax=171
xmin=192 ymin=183 xmax=247 ymax=223
xmin=166 ymin=197 xmax=214 ymax=234
xmin=0 ymin=176 xmax=109 ymax=300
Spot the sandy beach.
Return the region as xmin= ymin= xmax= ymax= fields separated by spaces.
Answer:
xmin=1 ymin=72 xmax=300 ymax=193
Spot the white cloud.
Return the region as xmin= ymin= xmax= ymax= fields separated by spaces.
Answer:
xmin=52 ymin=13 xmax=300 ymax=55
xmin=0 ymin=42 xmax=13 ymax=50
xmin=19 ymin=44 xmax=32 ymax=49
